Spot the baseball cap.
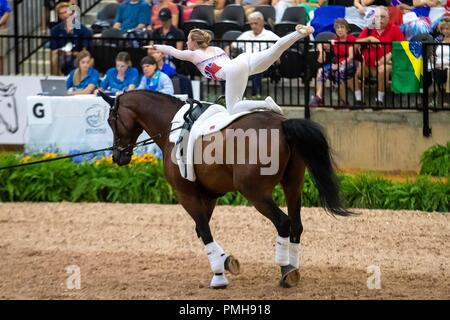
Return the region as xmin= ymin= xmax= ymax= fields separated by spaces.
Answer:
xmin=159 ymin=8 xmax=172 ymax=21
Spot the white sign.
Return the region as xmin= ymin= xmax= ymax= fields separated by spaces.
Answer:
xmin=0 ymin=76 xmax=65 ymax=144
xmin=25 ymin=95 xmax=156 ymax=155
xmin=27 ymin=99 xmax=53 ymax=125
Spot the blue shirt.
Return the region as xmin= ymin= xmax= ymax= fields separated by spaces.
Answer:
xmin=0 ymin=0 xmax=11 ymax=18
xmin=66 ymin=67 xmax=100 ymax=91
xmin=161 ymin=63 xmax=176 ymax=77
xmin=101 ymin=67 xmax=139 ymax=92
xmin=137 ymin=70 xmax=174 ymax=95
xmin=115 ymin=0 xmax=151 ymax=32
xmin=50 ymin=23 xmax=92 ymax=51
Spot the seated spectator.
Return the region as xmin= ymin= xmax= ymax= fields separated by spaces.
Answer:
xmin=310 ymin=18 xmax=357 ymax=108
xmin=149 ymin=8 xmax=185 ymax=50
xmin=148 ymin=47 xmax=177 ymax=77
xmin=151 ymin=0 xmax=179 ymax=30
xmin=273 ymin=0 xmax=298 ymax=23
xmin=66 ymin=49 xmax=100 ymax=95
xmin=235 ymin=0 xmax=272 ymax=18
xmin=0 ymin=0 xmax=11 ymax=75
xmin=50 ymin=2 xmax=92 ymax=75
xmin=113 ymin=0 xmax=151 ymax=32
xmin=184 ymin=0 xmax=227 ymax=21
xmin=354 ymin=0 xmax=390 ymax=16
xmin=298 ymin=0 xmax=327 ymax=22
xmin=431 ymin=17 xmax=450 ymax=94
xmin=137 ymin=56 xmax=174 ymax=95
xmin=100 ymin=51 xmax=139 ymax=94
xmin=233 ymin=11 xmax=280 ymax=97
xmin=354 ymin=6 xmax=405 ymax=106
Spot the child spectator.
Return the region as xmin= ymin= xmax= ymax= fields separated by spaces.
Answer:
xmin=66 ymin=49 xmax=100 ymax=95
xmin=100 ymin=51 xmax=140 ymax=94
xmin=137 ymin=56 xmax=174 ymax=94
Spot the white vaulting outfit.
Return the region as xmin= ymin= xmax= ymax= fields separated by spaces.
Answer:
xmin=154 ymin=30 xmax=307 ymax=115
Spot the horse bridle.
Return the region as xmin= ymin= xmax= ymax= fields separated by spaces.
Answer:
xmin=109 ymin=94 xmax=135 ymax=156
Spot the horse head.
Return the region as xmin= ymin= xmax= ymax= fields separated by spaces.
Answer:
xmin=0 ymin=82 xmax=19 ymax=134
xmin=100 ymin=91 xmax=141 ymax=166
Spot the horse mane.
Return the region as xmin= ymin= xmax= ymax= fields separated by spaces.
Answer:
xmin=120 ymin=90 xmax=185 ymax=107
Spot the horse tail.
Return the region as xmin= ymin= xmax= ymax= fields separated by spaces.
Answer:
xmin=282 ymin=118 xmax=352 ymax=216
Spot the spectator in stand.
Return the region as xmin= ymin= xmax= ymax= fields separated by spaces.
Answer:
xmin=66 ymin=49 xmax=100 ymax=95
xmin=273 ymin=0 xmax=299 ymax=23
xmin=0 ymin=0 xmax=11 ymax=75
xmin=100 ymin=51 xmax=140 ymax=94
xmin=354 ymin=6 xmax=405 ymax=106
xmin=354 ymin=0 xmax=390 ymax=16
xmin=113 ymin=0 xmax=151 ymax=32
xmin=298 ymin=0 xmax=327 ymax=22
xmin=50 ymin=2 xmax=92 ymax=75
xmin=233 ymin=11 xmax=280 ymax=97
xmin=137 ymin=56 xmax=174 ymax=94
xmin=235 ymin=0 xmax=272 ymax=18
xmin=184 ymin=0 xmax=228 ymax=21
xmin=148 ymin=46 xmax=177 ymax=77
xmin=149 ymin=8 xmax=185 ymax=50
xmin=151 ymin=0 xmax=179 ymax=30
xmin=431 ymin=17 xmax=450 ymax=97
xmin=309 ymin=18 xmax=357 ymax=108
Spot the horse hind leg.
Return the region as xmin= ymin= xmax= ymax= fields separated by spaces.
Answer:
xmin=243 ymin=194 xmax=297 ymax=287
xmin=279 ymin=162 xmax=306 ymax=288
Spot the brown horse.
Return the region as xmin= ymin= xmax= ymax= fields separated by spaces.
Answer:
xmin=100 ymin=90 xmax=351 ymax=289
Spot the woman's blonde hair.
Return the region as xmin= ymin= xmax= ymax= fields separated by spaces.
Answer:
xmin=73 ymin=49 xmax=93 ymax=86
xmin=189 ymin=29 xmax=211 ymax=49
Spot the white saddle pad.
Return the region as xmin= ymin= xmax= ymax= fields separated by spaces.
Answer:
xmin=169 ymin=103 xmax=251 ymax=181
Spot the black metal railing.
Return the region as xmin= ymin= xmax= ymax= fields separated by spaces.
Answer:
xmin=0 ymin=34 xmax=449 ymax=135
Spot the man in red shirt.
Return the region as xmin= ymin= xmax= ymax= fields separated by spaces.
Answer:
xmin=354 ymin=6 xmax=405 ymax=106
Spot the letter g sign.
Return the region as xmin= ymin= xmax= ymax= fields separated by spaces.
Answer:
xmin=33 ymin=103 xmax=45 ymax=118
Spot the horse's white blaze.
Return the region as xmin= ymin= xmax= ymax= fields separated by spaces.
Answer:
xmin=274 ymin=235 xmax=290 ymax=266
xmin=289 ymin=242 xmax=300 ymax=268
xmin=204 ymin=241 xmax=226 ymax=274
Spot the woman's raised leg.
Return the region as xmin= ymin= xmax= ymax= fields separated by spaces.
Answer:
xmin=249 ymin=25 xmax=314 ymax=76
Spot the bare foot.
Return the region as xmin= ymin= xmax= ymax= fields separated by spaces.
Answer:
xmin=296 ymin=25 xmax=314 ymax=35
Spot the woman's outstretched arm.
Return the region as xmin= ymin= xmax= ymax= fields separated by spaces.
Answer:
xmin=145 ymin=44 xmax=195 ymax=63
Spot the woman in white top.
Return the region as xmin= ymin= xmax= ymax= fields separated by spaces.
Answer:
xmin=146 ymin=24 xmax=314 ymax=115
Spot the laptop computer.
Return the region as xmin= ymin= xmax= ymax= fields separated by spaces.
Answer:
xmin=40 ymin=79 xmax=68 ymax=96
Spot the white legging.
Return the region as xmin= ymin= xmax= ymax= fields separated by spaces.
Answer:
xmin=220 ymin=30 xmax=305 ymax=114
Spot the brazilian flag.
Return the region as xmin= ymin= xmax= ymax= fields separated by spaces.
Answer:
xmin=392 ymin=41 xmax=423 ymax=93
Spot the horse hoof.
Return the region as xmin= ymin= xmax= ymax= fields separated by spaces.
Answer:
xmin=225 ymin=255 xmax=240 ymax=275
xmin=210 ymin=273 xmax=229 ymax=289
xmin=279 ymin=266 xmax=300 ymax=288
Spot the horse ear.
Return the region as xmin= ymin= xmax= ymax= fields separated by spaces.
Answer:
xmin=98 ymin=90 xmax=116 ymax=108
xmin=6 ymin=84 xmax=16 ymax=96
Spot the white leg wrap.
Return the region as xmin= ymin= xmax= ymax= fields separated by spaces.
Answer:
xmin=210 ymin=273 xmax=229 ymax=288
xmin=204 ymin=241 xmax=226 ymax=274
xmin=289 ymin=242 xmax=300 ymax=268
xmin=274 ymin=235 xmax=290 ymax=266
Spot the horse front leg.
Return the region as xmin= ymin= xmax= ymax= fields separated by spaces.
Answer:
xmin=180 ymin=195 xmax=240 ymax=289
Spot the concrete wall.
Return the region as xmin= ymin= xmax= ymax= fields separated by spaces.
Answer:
xmin=284 ymin=107 xmax=450 ymax=173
